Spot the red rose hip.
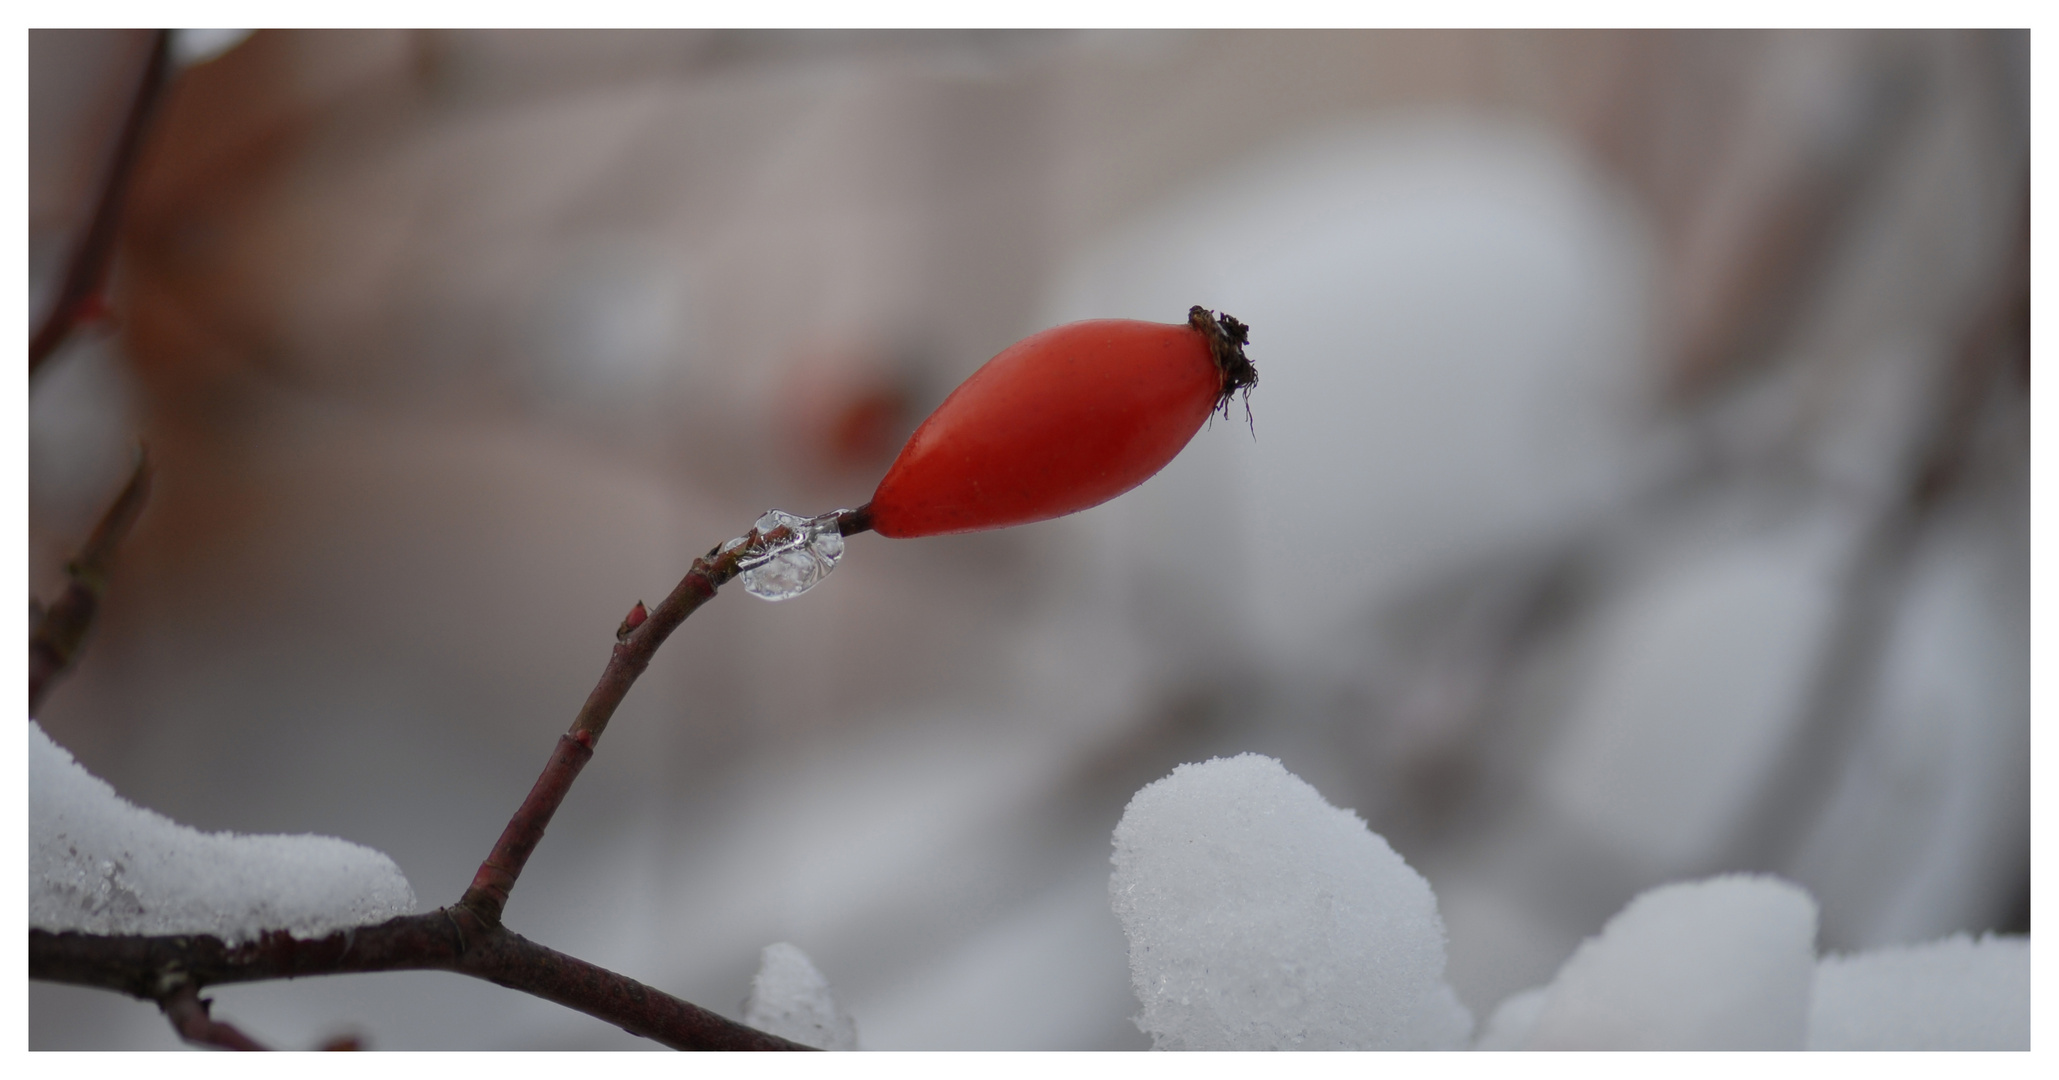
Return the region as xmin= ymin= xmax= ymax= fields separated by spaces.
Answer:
xmin=864 ymin=307 xmax=1255 ymax=538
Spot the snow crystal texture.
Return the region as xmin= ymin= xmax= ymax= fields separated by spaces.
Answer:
xmin=30 ymin=721 xmax=416 ymax=944
xmin=743 ymin=942 xmax=859 ymax=1050
xmin=1523 ymin=875 xmax=1817 ymax=1049
xmin=1808 ymin=933 xmax=2029 ymax=1050
xmin=1109 ymin=753 xmax=1473 ymax=1049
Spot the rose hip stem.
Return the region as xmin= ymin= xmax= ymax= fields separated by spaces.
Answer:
xmin=458 ymin=507 xmax=873 ymax=925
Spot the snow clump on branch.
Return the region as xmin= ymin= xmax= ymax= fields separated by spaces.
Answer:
xmin=30 ymin=721 xmax=416 ymax=944
xmin=1497 ymin=875 xmax=1818 ymax=1048
xmin=1478 ymin=877 xmax=2030 ymax=1050
xmin=1807 ymin=933 xmax=2029 ymax=1050
xmin=1114 ymin=754 xmax=2029 ymax=1051
xmin=1109 ymin=753 xmax=1474 ymax=1049
xmin=743 ymin=942 xmax=859 ymax=1050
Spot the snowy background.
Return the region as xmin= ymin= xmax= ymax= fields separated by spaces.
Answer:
xmin=28 ymin=29 xmax=2028 ymax=1049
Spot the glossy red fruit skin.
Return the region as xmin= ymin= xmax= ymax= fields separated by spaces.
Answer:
xmin=868 ymin=317 xmax=1227 ymax=538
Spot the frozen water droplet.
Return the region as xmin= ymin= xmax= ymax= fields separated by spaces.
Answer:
xmin=722 ymin=509 xmax=852 ymax=602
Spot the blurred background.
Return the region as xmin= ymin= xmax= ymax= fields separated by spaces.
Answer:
xmin=28 ymin=29 xmax=2027 ymax=1049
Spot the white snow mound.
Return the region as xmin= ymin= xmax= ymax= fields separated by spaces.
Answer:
xmin=743 ymin=942 xmax=859 ymax=1050
xmin=1473 ymin=985 xmax=1548 ymax=1050
xmin=30 ymin=721 xmax=416 ymax=944
xmin=1110 ymin=753 xmax=1473 ymax=1049
xmin=1808 ymin=933 xmax=2029 ymax=1050
xmin=1523 ymin=874 xmax=1817 ymax=1049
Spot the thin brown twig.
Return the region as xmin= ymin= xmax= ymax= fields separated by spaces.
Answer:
xmin=456 ymin=537 xmax=755 ymax=924
xmin=30 ymin=446 xmax=153 ymax=713
xmin=458 ymin=505 xmax=874 ymax=924
xmin=30 ymin=29 xmax=174 ymax=376
xmin=31 ymin=506 xmax=876 ymax=1049
xmin=1719 ymin=174 xmax=2029 ymax=874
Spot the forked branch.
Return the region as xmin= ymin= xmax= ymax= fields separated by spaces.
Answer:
xmin=33 ymin=908 xmax=803 ymax=1051
xmin=29 ymin=507 xmax=877 ymax=1049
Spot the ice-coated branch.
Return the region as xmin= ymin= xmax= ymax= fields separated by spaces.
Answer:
xmin=32 ymin=909 xmax=809 ymax=1050
xmin=30 ymin=447 xmax=152 ymax=713
xmin=30 ymin=29 xmax=173 ymax=376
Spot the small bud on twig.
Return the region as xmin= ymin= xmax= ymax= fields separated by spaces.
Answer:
xmin=615 ymin=601 xmax=649 ymax=643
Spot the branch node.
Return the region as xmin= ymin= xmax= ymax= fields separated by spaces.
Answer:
xmin=158 ymin=978 xmax=268 ymax=1050
xmin=442 ymin=906 xmax=474 ymax=953
xmin=615 ymin=600 xmax=649 ymax=643
xmin=31 ymin=446 xmax=153 ymax=712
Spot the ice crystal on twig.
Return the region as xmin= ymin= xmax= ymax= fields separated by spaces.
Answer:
xmin=720 ymin=509 xmax=850 ymax=601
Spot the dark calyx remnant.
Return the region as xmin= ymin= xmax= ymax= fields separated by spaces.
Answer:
xmin=1188 ymin=305 xmax=1258 ymax=430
